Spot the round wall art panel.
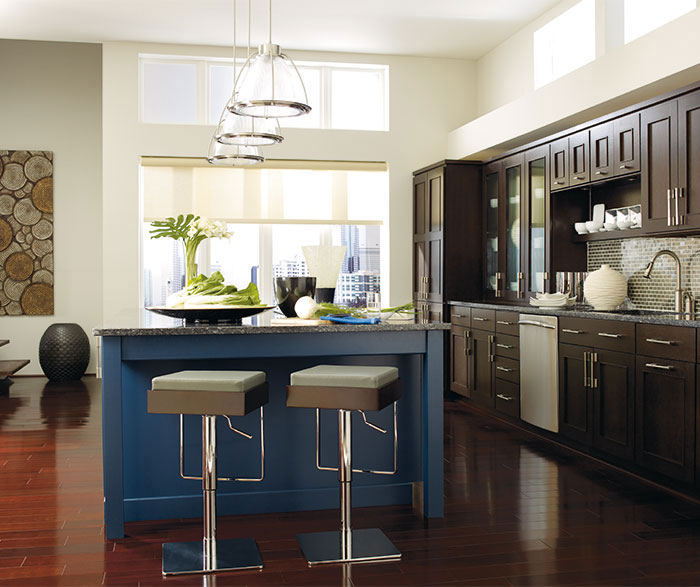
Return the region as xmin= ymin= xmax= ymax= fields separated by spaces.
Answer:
xmin=0 ymin=150 xmax=54 ymax=315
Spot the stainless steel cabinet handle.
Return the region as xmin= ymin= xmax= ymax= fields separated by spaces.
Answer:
xmin=517 ymin=272 xmax=524 ymax=298
xmin=598 ymin=332 xmax=621 ymax=338
xmin=590 ymin=352 xmax=598 ymax=389
xmin=583 ymin=351 xmax=589 ymax=387
xmin=574 ymin=175 xmax=584 ymax=180
xmin=675 ymin=187 xmax=680 ymax=226
xmin=496 ymin=366 xmax=514 ymax=373
xmin=595 ymin=170 xmax=608 ymax=175
xmin=645 ymin=363 xmax=674 ymax=371
xmin=473 ymin=317 xmax=487 ymax=322
xmin=488 ymin=335 xmax=495 ymax=363
xmin=519 ymin=320 xmax=556 ymax=329
xmin=554 ymin=180 xmax=564 ymax=185
xmin=497 ymin=320 xmax=513 ymax=326
xmin=667 ymin=189 xmax=672 ymax=226
xmin=562 ymin=328 xmax=583 ymax=334
xmin=496 ymin=343 xmax=514 ymax=349
xmin=620 ymin=164 xmax=630 ymax=169
xmin=496 ymin=394 xmax=513 ymax=402
xmin=645 ymin=338 xmax=674 ymax=346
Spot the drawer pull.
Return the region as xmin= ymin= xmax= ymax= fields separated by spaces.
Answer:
xmin=496 ymin=343 xmax=514 ymax=349
xmin=598 ymin=332 xmax=621 ymax=338
xmin=620 ymin=164 xmax=630 ymax=169
xmin=496 ymin=394 xmax=513 ymax=402
xmin=645 ymin=338 xmax=674 ymax=346
xmin=554 ymin=180 xmax=564 ymax=185
xmin=645 ymin=362 xmax=674 ymax=371
xmin=562 ymin=328 xmax=583 ymax=334
xmin=474 ymin=317 xmax=487 ymax=322
xmin=496 ymin=366 xmax=514 ymax=373
xmin=497 ymin=320 xmax=513 ymax=326
xmin=574 ymin=175 xmax=584 ymax=180
xmin=595 ymin=170 xmax=608 ymax=175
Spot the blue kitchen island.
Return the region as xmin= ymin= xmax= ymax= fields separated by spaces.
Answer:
xmin=95 ymin=314 xmax=447 ymax=540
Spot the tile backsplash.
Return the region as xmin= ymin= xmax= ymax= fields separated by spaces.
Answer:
xmin=588 ymin=236 xmax=700 ymax=311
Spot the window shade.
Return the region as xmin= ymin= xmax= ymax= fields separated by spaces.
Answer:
xmin=141 ymin=158 xmax=387 ymax=225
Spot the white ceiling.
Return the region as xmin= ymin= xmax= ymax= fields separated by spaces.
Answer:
xmin=0 ymin=0 xmax=562 ymax=60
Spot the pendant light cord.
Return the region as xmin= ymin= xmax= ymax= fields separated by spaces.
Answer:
xmin=232 ymin=0 xmax=236 ymax=86
xmin=268 ymin=0 xmax=272 ymax=44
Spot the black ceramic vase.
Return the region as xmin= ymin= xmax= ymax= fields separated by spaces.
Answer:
xmin=274 ymin=276 xmax=317 ymax=317
xmin=39 ymin=323 xmax=90 ymax=381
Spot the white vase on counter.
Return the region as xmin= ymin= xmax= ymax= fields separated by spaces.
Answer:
xmin=583 ymin=264 xmax=627 ymax=310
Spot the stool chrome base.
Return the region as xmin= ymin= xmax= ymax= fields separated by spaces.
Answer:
xmin=162 ymin=538 xmax=263 ymax=575
xmin=296 ymin=529 xmax=401 ymax=565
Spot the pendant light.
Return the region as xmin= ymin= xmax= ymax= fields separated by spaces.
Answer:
xmin=207 ymin=137 xmax=263 ymax=166
xmin=231 ymin=0 xmax=311 ymax=118
xmin=215 ymin=0 xmax=283 ymax=147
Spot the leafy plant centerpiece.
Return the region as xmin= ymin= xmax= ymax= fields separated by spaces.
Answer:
xmin=149 ymin=215 xmax=232 ymax=286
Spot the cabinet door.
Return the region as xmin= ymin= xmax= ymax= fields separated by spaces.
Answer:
xmin=483 ymin=162 xmax=501 ymax=299
xmin=525 ymin=146 xmax=549 ymax=296
xmin=413 ymin=241 xmax=426 ymax=300
xmin=427 ymin=237 xmax=442 ymax=303
xmin=590 ymin=121 xmax=614 ymax=180
xmin=427 ymin=168 xmax=444 ymax=233
xmin=641 ymin=101 xmax=679 ymax=233
xmin=558 ymin=343 xmax=592 ymax=445
xmin=550 ymin=137 xmax=569 ymax=191
xmin=426 ymin=302 xmax=443 ymax=323
xmin=569 ymin=130 xmax=590 ymax=186
xmin=614 ymin=113 xmax=641 ymax=176
xmin=413 ymin=172 xmax=429 ymax=237
xmin=592 ymin=349 xmax=635 ymax=462
xmin=502 ymin=154 xmax=526 ymax=301
xmin=471 ymin=329 xmax=494 ymax=408
xmin=450 ymin=325 xmax=471 ymax=397
xmin=679 ymin=90 xmax=700 ymax=229
xmin=636 ymin=356 xmax=695 ymax=483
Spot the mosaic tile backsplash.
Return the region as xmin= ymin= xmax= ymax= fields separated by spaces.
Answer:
xmin=588 ymin=237 xmax=700 ymax=312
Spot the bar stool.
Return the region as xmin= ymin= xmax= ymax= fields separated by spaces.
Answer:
xmin=286 ymin=364 xmax=402 ymax=565
xmin=148 ymin=370 xmax=268 ymax=576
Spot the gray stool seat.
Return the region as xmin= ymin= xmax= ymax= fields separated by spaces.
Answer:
xmin=287 ymin=365 xmax=400 ymax=411
xmin=149 ymin=370 xmax=268 ymax=416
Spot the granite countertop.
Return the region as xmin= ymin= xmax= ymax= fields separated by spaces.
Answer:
xmin=449 ymin=300 xmax=700 ymax=327
xmin=93 ymin=309 xmax=449 ymax=336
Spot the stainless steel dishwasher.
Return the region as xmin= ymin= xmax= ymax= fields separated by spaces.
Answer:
xmin=519 ymin=315 xmax=559 ymax=432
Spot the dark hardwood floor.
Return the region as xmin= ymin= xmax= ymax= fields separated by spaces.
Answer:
xmin=2 ymin=378 xmax=700 ymax=586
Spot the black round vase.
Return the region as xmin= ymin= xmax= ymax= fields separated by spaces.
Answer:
xmin=39 ymin=323 xmax=90 ymax=381
xmin=274 ymin=276 xmax=316 ymax=317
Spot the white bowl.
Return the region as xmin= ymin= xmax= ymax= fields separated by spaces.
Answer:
xmin=603 ymin=221 xmax=618 ymax=231
xmin=574 ymin=222 xmax=588 ymax=234
xmin=586 ymin=220 xmax=603 ymax=232
xmin=617 ymin=219 xmax=633 ymax=229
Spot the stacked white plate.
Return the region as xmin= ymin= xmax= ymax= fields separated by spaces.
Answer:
xmin=529 ymin=292 xmax=576 ymax=308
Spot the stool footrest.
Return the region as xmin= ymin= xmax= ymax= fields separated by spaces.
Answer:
xmin=162 ymin=538 xmax=263 ymax=575
xmin=296 ymin=528 xmax=401 ymax=565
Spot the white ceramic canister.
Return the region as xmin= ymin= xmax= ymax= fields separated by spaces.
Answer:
xmin=583 ymin=264 xmax=627 ymax=310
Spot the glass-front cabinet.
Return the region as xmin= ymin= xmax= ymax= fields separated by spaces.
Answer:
xmin=483 ymin=148 xmax=550 ymax=301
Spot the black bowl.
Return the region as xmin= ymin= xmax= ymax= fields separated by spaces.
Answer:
xmin=274 ymin=276 xmax=317 ymax=317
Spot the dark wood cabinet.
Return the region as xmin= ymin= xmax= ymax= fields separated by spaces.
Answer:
xmin=613 ymin=113 xmax=641 ymax=176
xmin=678 ymin=90 xmax=700 ymax=229
xmin=569 ymin=130 xmax=590 ymax=186
xmin=559 ymin=343 xmax=591 ymax=445
xmin=550 ymin=137 xmax=569 ymax=191
xmin=450 ymin=324 xmax=470 ymax=398
xmin=590 ymin=121 xmax=614 ymax=180
xmin=524 ymin=146 xmax=550 ymax=296
xmin=471 ymin=329 xmax=494 ymax=408
xmin=636 ymin=356 xmax=695 ymax=483
xmin=413 ymin=162 xmax=481 ymax=322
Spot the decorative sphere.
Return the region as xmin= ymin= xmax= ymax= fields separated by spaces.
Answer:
xmin=583 ymin=265 xmax=627 ymax=311
xmin=294 ymin=296 xmax=319 ymax=319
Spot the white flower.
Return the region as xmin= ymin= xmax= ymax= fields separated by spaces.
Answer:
xmin=188 ymin=217 xmax=232 ymax=240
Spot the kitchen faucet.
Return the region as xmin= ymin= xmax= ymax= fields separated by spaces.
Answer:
xmin=643 ymin=249 xmax=694 ymax=318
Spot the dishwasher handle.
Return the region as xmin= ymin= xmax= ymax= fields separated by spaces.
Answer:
xmin=519 ymin=319 xmax=556 ymax=330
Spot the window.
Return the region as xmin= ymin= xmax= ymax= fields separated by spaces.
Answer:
xmin=624 ymin=0 xmax=696 ymax=44
xmin=140 ymin=54 xmax=389 ymax=131
xmin=533 ymin=0 xmax=596 ymax=89
xmin=141 ymin=161 xmax=388 ymax=309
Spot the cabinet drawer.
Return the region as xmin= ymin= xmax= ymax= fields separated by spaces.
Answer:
xmin=450 ymin=306 xmax=470 ymax=328
xmin=471 ymin=308 xmax=495 ymax=331
xmin=559 ymin=317 xmax=634 ymax=352
xmin=494 ymin=355 xmax=519 ymax=384
xmin=495 ymin=379 xmax=520 ymax=419
xmin=494 ymin=333 xmax=519 ymax=360
xmin=495 ymin=311 xmax=519 ymax=336
xmin=637 ymin=323 xmax=695 ymax=363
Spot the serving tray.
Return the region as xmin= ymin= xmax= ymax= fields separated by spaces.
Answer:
xmin=146 ymin=305 xmax=273 ymax=324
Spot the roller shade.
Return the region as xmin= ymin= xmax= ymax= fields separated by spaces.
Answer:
xmin=141 ymin=158 xmax=387 ymax=225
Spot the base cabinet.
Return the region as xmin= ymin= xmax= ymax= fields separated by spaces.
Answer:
xmin=450 ymin=325 xmax=470 ymax=398
xmin=636 ymin=356 xmax=695 ymax=483
xmin=471 ymin=329 xmax=494 ymax=408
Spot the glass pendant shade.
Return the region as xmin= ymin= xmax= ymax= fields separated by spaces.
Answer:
xmin=206 ymin=138 xmax=263 ymax=166
xmin=215 ymin=103 xmax=283 ymax=146
xmin=232 ymin=43 xmax=311 ymax=118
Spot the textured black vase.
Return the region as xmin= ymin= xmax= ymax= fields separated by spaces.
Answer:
xmin=39 ymin=323 xmax=90 ymax=381
xmin=274 ymin=276 xmax=316 ymax=317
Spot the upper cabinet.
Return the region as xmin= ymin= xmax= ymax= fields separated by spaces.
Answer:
xmin=641 ymin=89 xmax=700 ymax=232
xmin=524 ymin=146 xmax=550 ymax=296
xmin=413 ymin=162 xmax=482 ymax=321
xmin=568 ymin=130 xmax=590 ymax=187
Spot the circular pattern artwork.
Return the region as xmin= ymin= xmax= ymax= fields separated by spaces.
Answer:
xmin=0 ymin=150 xmax=53 ymax=315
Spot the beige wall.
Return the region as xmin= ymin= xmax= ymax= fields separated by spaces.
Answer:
xmin=450 ymin=2 xmax=700 ymax=159
xmin=102 ymin=41 xmax=477 ymax=318
xmin=0 ymin=40 xmax=102 ymax=376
